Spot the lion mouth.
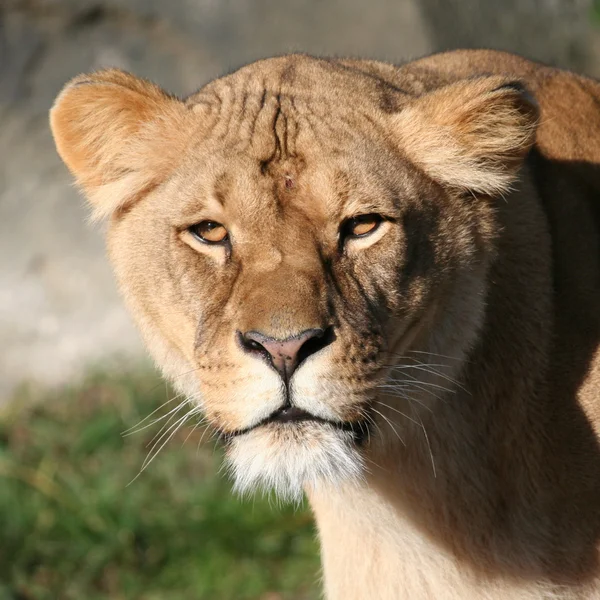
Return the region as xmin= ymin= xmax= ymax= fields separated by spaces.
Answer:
xmin=221 ymin=405 xmax=369 ymax=444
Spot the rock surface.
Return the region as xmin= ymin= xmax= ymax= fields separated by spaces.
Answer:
xmin=1 ymin=0 xmax=599 ymax=399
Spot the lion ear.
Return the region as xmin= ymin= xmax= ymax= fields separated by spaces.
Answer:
xmin=50 ymin=69 xmax=192 ymax=220
xmin=392 ymin=77 xmax=539 ymax=195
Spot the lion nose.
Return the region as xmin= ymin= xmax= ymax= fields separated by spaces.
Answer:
xmin=239 ymin=327 xmax=334 ymax=381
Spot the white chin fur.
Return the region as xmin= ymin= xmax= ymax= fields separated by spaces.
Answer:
xmin=225 ymin=422 xmax=365 ymax=503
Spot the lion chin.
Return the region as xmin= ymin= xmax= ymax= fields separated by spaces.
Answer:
xmin=225 ymin=422 xmax=365 ymax=502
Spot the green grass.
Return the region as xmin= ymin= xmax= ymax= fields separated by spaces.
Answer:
xmin=593 ymin=0 xmax=600 ymax=24
xmin=0 ymin=371 xmax=320 ymax=600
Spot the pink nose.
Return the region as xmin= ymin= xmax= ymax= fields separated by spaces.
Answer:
xmin=239 ymin=328 xmax=333 ymax=380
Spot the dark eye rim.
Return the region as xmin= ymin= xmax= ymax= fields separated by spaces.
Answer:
xmin=188 ymin=220 xmax=230 ymax=245
xmin=340 ymin=213 xmax=384 ymax=242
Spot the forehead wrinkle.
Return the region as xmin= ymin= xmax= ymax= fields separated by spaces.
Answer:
xmin=248 ymin=92 xmax=280 ymax=162
xmin=275 ymin=94 xmax=302 ymax=161
xmin=181 ymin=77 xmax=405 ymax=227
xmin=234 ymin=91 xmax=304 ymax=165
xmin=200 ymin=84 xmax=287 ymax=163
xmin=235 ymin=87 xmax=267 ymax=149
xmin=196 ymin=83 xmax=373 ymax=164
xmin=286 ymin=97 xmax=300 ymax=157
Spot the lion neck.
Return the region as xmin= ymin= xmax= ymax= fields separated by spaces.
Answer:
xmin=307 ymin=176 xmax=600 ymax=598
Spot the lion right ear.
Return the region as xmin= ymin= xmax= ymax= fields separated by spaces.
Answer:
xmin=50 ymin=69 xmax=193 ymax=220
xmin=391 ymin=76 xmax=539 ymax=196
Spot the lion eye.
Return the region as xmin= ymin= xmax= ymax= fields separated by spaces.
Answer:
xmin=342 ymin=214 xmax=382 ymax=240
xmin=189 ymin=221 xmax=229 ymax=244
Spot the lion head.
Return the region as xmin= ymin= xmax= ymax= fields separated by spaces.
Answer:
xmin=50 ymin=55 xmax=537 ymax=500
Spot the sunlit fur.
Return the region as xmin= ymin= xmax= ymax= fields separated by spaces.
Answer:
xmin=50 ymin=50 xmax=600 ymax=599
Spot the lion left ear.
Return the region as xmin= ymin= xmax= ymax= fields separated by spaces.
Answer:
xmin=50 ymin=69 xmax=194 ymax=220
xmin=392 ymin=76 xmax=539 ymax=195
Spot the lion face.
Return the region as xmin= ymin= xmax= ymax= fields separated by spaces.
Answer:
xmin=50 ymin=56 xmax=537 ymax=499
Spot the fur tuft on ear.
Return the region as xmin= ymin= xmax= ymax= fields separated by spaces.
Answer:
xmin=392 ymin=76 xmax=539 ymax=195
xmin=50 ymin=69 xmax=194 ymax=220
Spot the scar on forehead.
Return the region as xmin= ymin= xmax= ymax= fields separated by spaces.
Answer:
xmin=284 ymin=175 xmax=294 ymax=189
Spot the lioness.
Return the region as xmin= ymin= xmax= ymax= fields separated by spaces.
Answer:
xmin=50 ymin=49 xmax=600 ymax=599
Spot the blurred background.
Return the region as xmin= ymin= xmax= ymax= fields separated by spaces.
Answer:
xmin=2 ymin=1 xmax=600 ymax=598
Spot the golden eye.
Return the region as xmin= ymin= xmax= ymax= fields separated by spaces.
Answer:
xmin=190 ymin=221 xmax=229 ymax=244
xmin=343 ymin=214 xmax=382 ymax=239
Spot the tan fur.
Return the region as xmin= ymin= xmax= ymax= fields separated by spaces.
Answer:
xmin=393 ymin=76 xmax=538 ymax=194
xmin=50 ymin=50 xmax=600 ymax=598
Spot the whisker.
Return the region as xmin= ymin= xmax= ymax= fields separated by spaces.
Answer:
xmin=384 ymin=361 xmax=455 ymax=371
xmin=181 ymin=414 xmax=207 ymax=448
xmin=147 ymin=411 xmax=198 ymax=467
xmin=122 ymin=393 xmax=188 ymax=436
xmin=145 ymin=398 xmax=192 ymax=448
xmin=378 ymin=381 xmax=413 ymax=389
xmin=364 ymin=412 xmax=384 ymax=443
xmin=385 ymin=382 xmax=450 ymax=404
xmin=196 ymin=422 xmax=214 ymax=455
xmin=212 ymin=431 xmax=222 ymax=455
xmin=376 ymin=400 xmax=421 ymax=426
xmin=385 ymin=360 xmax=447 ymax=373
xmin=381 ymin=379 xmax=453 ymax=399
xmin=386 ymin=361 xmax=467 ymax=392
xmin=362 ymin=453 xmax=387 ymax=475
xmin=377 ymin=387 xmax=435 ymax=412
xmin=356 ymin=417 xmax=369 ymax=446
xmin=385 ymin=372 xmax=456 ymax=395
xmin=141 ymin=408 xmax=197 ymax=470
xmin=127 ymin=408 xmax=196 ymax=486
xmin=406 ymin=349 xmax=470 ymax=363
xmin=412 ymin=403 xmax=436 ymax=479
xmin=371 ymin=407 xmax=406 ymax=446
xmin=399 ymin=364 xmax=469 ymax=393
xmin=391 ymin=384 xmax=448 ymax=404
xmin=405 ymin=395 xmax=434 ymax=412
